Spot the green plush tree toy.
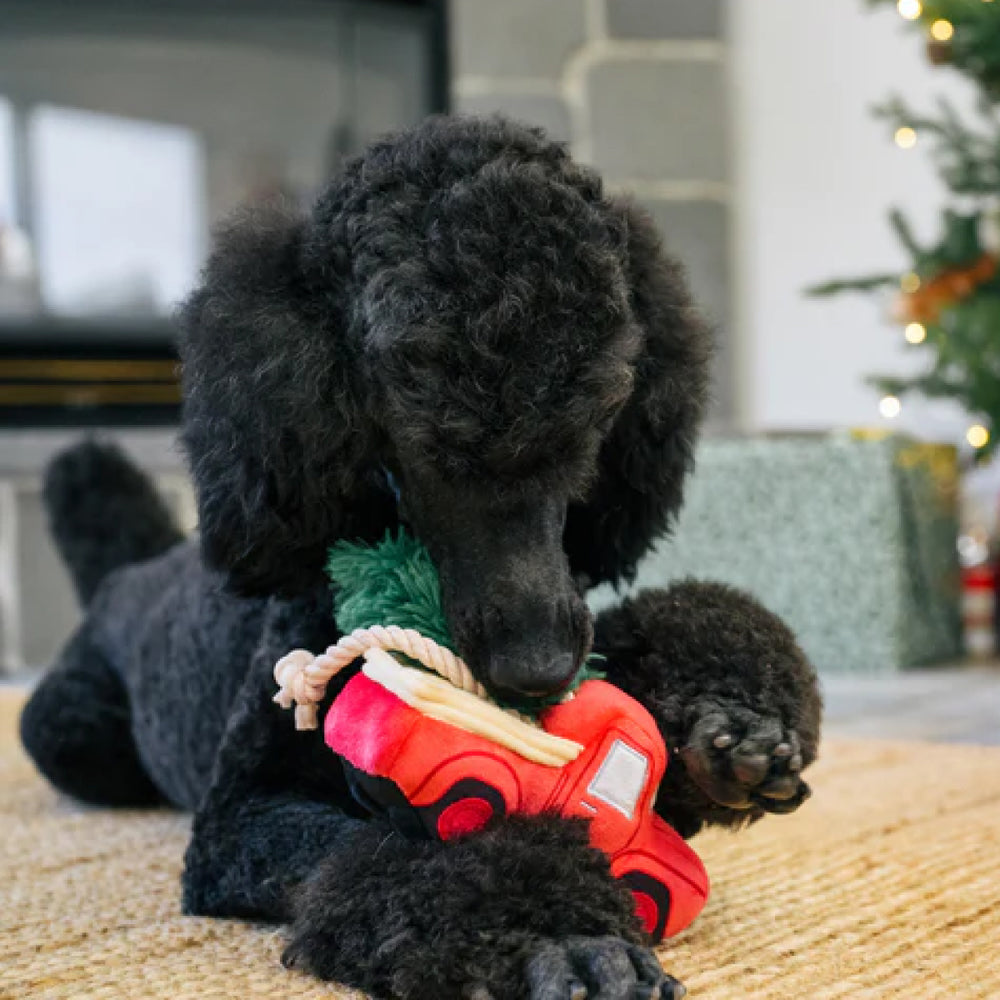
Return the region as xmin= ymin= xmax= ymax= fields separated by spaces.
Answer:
xmin=327 ymin=531 xmax=456 ymax=658
xmin=324 ymin=529 xmax=600 ymax=714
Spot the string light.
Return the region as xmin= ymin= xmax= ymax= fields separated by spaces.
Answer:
xmin=905 ymin=322 xmax=927 ymax=343
xmin=900 ymin=271 xmax=921 ymax=293
xmin=897 ymin=0 xmax=922 ymax=19
xmin=895 ymin=126 xmax=918 ymax=149
xmin=967 ymin=424 xmax=990 ymax=448
xmin=930 ymin=19 xmax=955 ymax=41
xmin=879 ymin=395 xmax=902 ymax=419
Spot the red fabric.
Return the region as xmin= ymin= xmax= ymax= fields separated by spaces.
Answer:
xmin=610 ymin=813 xmax=709 ymax=938
xmin=325 ymin=675 xmax=709 ymax=940
xmin=631 ymin=891 xmax=659 ymax=936
xmin=323 ymin=676 xmax=418 ymax=776
xmin=436 ymin=797 xmax=496 ymax=839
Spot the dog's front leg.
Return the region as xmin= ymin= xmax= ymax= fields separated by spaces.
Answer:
xmin=285 ymin=812 xmax=683 ymax=1000
xmin=180 ymin=592 xmax=369 ymax=920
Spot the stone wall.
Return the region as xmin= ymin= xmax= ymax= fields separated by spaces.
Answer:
xmin=450 ymin=0 xmax=733 ymax=423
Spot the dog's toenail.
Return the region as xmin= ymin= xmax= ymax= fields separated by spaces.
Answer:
xmin=760 ymin=776 xmax=799 ymax=800
xmin=788 ymin=753 xmax=803 ymax=772
xmin=569 ymin=979 xmax=587 ymax=1000
xmin=713 ymin=733 xmax=734 ymax=749
xmin=774 ymin=742 xmax=793 ymax=757
xmin=733 ymin=752 xmax=770 ymax=785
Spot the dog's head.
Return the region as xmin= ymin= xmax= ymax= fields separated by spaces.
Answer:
xmin=181 ymin=117 xmax=710 ymax=702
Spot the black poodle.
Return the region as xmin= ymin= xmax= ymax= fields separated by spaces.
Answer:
xmin=20 ymin=116 xmax=821 ymax=1000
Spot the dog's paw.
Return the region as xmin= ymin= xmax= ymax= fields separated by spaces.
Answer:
xmin=679 ymin=700 xmax=811 ymax=815
xmin=523 ymin=937 xmax=684 ymax=1000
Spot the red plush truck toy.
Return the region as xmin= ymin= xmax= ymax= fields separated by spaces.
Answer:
xmin=276 ymin=633 xmax=709 ymax=942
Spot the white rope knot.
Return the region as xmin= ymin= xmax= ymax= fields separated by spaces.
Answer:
xmin=273 ymin=625 xmax=489 ymax=731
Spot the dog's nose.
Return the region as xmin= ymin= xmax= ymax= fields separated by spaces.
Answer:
xmin=488 ymin=650 xmax=579 ymax=701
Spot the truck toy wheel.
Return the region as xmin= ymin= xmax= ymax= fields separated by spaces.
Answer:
xmin=619 ymin=871 xmax=671 ymax=940
xmin=421 ymin=778 xmax=507 ymax=840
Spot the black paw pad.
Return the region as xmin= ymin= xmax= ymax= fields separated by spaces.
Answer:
xmin=681 ymin=704 xmax=812 ymax=814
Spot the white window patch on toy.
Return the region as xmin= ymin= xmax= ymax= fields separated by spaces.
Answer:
xmin=586 ymin=740 xmax=649 ymax=819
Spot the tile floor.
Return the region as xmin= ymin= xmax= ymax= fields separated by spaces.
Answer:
xmin=822 ymin=663 xmax=1000 ymax=745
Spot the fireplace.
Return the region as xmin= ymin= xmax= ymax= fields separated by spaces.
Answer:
xmin=0 ymin=0 xmax=446 ymax=427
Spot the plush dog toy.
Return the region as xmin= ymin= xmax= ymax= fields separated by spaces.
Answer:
xmin=273 ymin=532 xmax=709 ymax=941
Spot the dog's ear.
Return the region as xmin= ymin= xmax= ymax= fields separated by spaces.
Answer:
xmin=564 ymin=201 xmax=712 ymax=588
xmin=179 ymin=200 xmax=395 ymax=596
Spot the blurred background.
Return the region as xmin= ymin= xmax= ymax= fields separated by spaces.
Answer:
xmin=1 ymin=0 xmax=998 ymax=741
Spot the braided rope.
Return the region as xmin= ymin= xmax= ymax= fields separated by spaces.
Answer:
xmin=274 ymin=625 xmax=489 ymax=730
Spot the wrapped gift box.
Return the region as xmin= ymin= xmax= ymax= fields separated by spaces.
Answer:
xmin=600 ymin=434 xmax=963 ymax=674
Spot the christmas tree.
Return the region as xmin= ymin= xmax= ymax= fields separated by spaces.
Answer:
xmin=810 ymin=0 xmax=1000 ymax=457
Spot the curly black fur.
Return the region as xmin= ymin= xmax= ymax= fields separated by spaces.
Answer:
xmin=20 ymin=117 xmax=821 ymax=1000
xmin=44 ymin=438 xmax=183 ymax=605
xmin=595 ymin=581 xmax=822 ymax=838
xmin=180 ymin=115 xmax=710 ymax=700
xmin=284 ymin=816 xmax=649 ymax=1000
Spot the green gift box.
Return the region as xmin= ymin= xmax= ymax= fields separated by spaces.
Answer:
xmin=596 ymin=434 xmax=963 ymax=674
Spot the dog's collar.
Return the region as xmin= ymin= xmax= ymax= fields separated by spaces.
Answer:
xmin=383 ymin=467 xmax=402 ymax=503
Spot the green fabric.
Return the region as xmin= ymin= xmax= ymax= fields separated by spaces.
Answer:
xmin=327 ymin=530 xmax=454 ymax=651
xmin=326 ymin=529 xmax=600 ymax=713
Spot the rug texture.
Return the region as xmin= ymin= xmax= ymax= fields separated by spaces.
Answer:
xmin=2 ymin=690 xmax=999 ymax=999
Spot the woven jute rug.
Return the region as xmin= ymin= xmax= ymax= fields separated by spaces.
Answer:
xmin=2 ymin=690 xmax=999 ymax=1000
